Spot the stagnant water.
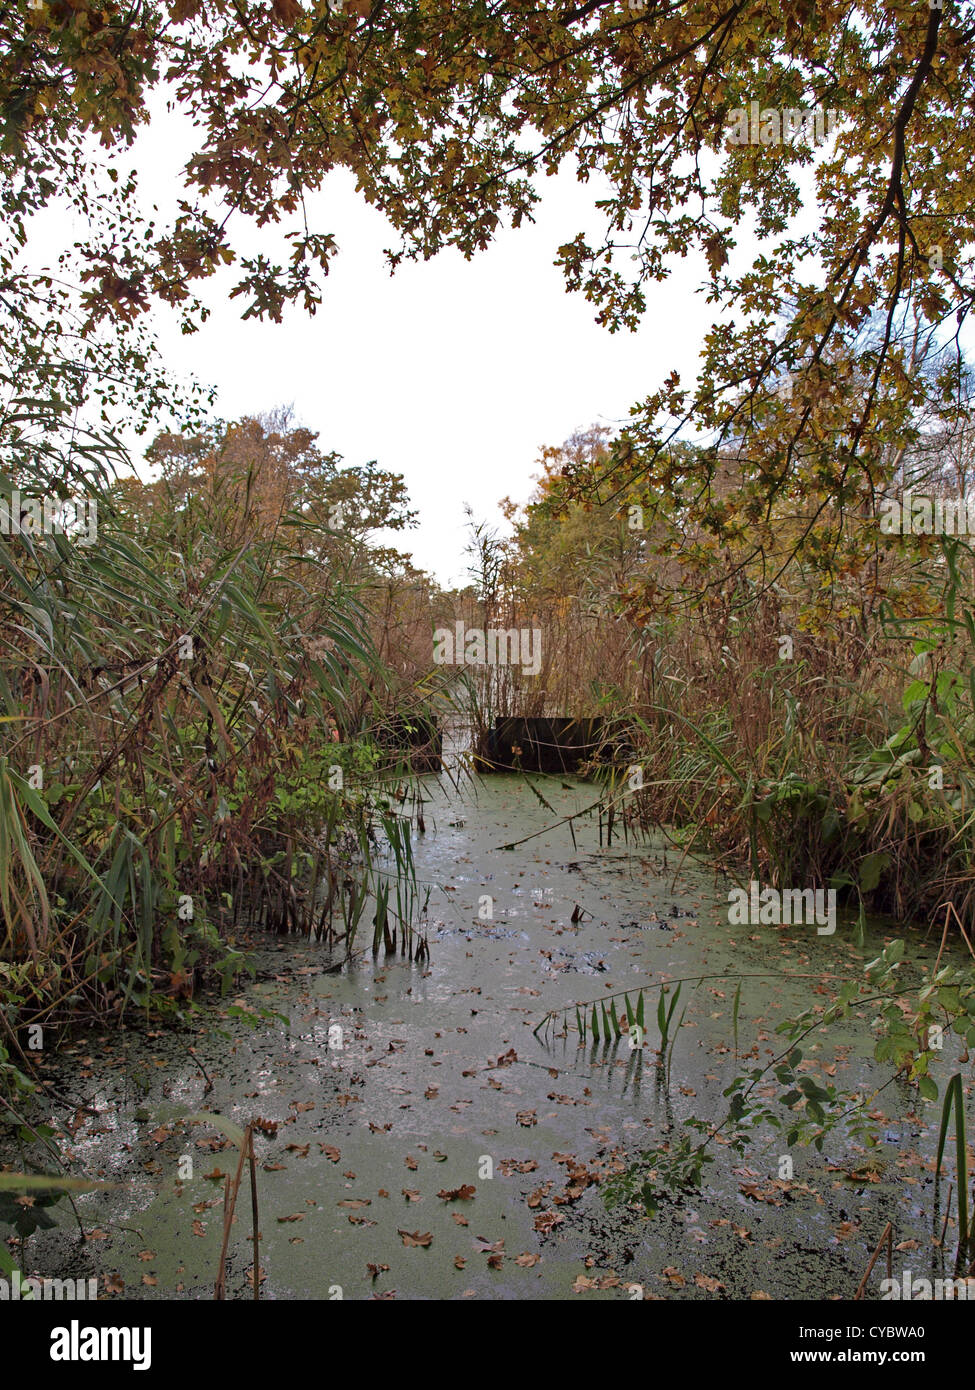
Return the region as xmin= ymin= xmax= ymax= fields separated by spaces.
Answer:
xmin=6 ymin=769 xmax=968 ymax=1300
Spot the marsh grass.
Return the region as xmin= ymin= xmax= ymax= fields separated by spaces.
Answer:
xmin=936 ymin=1072 xmax=975 ymax=1272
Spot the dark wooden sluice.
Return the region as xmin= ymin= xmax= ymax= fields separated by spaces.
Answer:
xmin=473 ymin=717 xmax=610 ymax=774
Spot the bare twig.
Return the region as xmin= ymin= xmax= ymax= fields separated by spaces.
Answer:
xmin=854 ymin=1221 xmax=894 ymax=1301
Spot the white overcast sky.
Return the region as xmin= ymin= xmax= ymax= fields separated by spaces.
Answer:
xmin=118 ymin=105 xmax=718 ymax=588
xmin=38 ymin=89 xmax=959 ymax=588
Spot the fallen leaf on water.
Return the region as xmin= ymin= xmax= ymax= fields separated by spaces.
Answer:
xmin=398 ymin=1229 xmax=433 ymax=1248
xmin=515 ymin=1253 xmax=540 ymax=1267
xmin=739 ymin=1181 xmax=785 ymax=1206
xmin=437 ymin=1184 xmax=476 ymax=1202
xmin=533 ymin=1211 xmax=564 ymax=1234
xmin=693 ymin=1273 xmax=725 ymax=1293
xmin=499 ymin=1159 xmax=538 ymax=1176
